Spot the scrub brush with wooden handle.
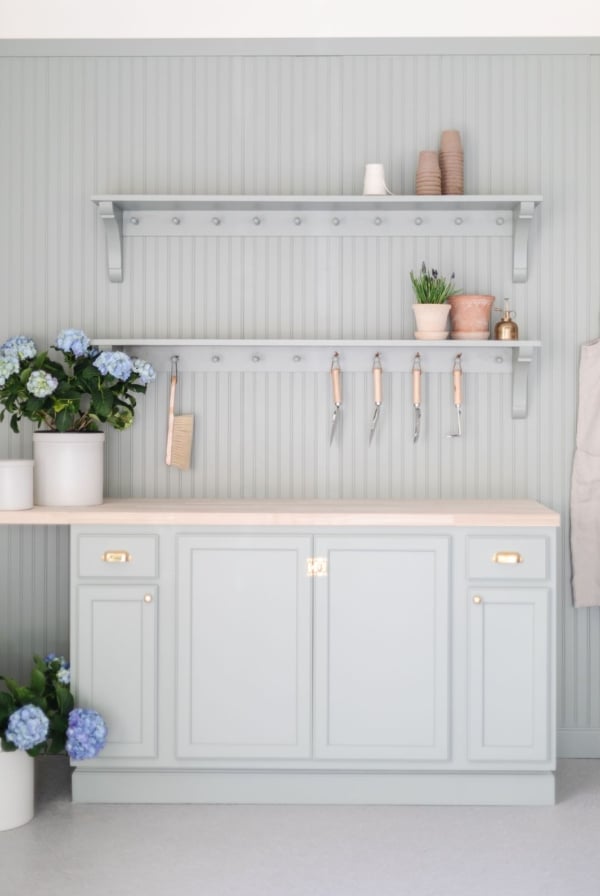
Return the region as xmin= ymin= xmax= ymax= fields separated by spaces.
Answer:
xmin=165 ymin=355 xmax=194 ymax=470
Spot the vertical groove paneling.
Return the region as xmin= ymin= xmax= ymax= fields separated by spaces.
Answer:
xmin=0 ymin=48 xmax=598 ymax=751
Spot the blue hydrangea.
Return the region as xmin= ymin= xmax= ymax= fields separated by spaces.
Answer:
xmin=1 ymin=336 xmax=37 ymax=361
xmin=27 ymin=370 xmax=59 ymax=398
xmin=6 ymin=704 xmax=50 ymax=751
xmin=44 ymin=653 xmax=71 ymax=684
xmin=0 ymin=350 xmax=20 ymax=386
xmin=55 ymin=329 xmax=91 ymax=358
xmin=93 ymin=351 xmax=133 ymax=382
xmin=66 ymin=708 xmax=107 ymax=760
xmin=131 ymin=358 xmax=156 ymax=385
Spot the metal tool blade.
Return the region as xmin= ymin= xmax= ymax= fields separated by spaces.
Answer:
xmin=413 ymin=406 xmax=422 ymax=443
xmin=329 ymin=406 xmax=339 ymax=444
xmin=368 ymin=406 xmax=381 ymax=444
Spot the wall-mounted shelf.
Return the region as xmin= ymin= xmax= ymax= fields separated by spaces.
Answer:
xmin=92 ymin=194 xmax=542 ymax=285
xmin=98 ymin=338 xmax=541 ymax=419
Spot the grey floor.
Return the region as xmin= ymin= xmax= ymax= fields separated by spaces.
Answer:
xmin=2 ymin=759 xmax=600 ymax=895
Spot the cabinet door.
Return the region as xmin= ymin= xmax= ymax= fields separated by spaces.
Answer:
xmin=467 ymin=588 xmax=550 ymax=761
xmin=75 ymin=585 xmax=157 ymax=759
xmin=175 ymin=534 xmax=312 ymax=759
xmin=314 ymin=536 xmax=450 ymax=761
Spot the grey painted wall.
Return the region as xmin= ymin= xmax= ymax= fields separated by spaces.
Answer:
xmin=0 ymin=42 xmax=598 ymax=755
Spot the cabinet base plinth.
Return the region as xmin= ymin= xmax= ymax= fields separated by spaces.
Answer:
xmin=72 ymin=769 xmax=555 ymax=806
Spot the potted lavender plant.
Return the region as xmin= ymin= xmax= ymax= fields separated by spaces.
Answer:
xmin=409 ymin=262 xmax=460 ymax=340
xmin=0 ymin=653 xmax=107 ymax=830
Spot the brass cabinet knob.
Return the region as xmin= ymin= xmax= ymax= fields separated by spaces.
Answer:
xmin=473 ymin=595 xmax=482 ymax=604
xmin=143 ymin=593 xmax=153 ymax=604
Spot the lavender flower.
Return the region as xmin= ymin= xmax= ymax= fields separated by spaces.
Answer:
xmin=6 ymin=704 xmax=50 ymax=750
xmin=131 ymin=358 xmax=156 ymax=385
xmin=66 ymin=708 xmax=107 ymax=760
xmin=0 ymin=350 xmax=20 ymax=386
xmin=1 ymin=336 xmax=37 ymax=361
xmin=27 ymin=370 xmax=59 ymax=398
xmin=93 ymin=351 xmax=133 ymax=382
xmin=55 ymin=328 xmax=92 ymax=358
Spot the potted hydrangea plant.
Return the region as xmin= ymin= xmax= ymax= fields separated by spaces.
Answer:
xmin=0 ymin=329 xmax=156 ymax=506
xmin=0 ymin=653 xmax=107 ymax=830
xmin=409 ymin=262 xmax=460 ymax=340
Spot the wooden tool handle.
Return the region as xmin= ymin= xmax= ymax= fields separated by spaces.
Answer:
xmin=373 ymin=365 xmax=382 ymax=404
xmin=453 ymin=368 xmax=462 ymax=405
xmin=331 ymin=365 xmax=342 ymax=405
xmin=412 ymin=367 xmax=421 ymax=405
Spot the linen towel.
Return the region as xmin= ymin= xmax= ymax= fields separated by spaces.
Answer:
xmin=571 ymin=338 xmax=600 ymax=607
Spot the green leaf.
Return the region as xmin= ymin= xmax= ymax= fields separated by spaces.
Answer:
xmin=0 ymin=736 xmax=17 ymax=752
xmin=30 ymin=667 xmax=46 ymax=696
xmin=55 ymin=684 xmax=74 ymax=715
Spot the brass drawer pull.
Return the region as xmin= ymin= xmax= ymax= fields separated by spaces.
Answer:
xmin=492 ymin=551 xmax=523 ymax=565
xmin=101 ymin=550 xmax=133 ymax=564
xmin=473 ymin=595 xmax=482 ymax=604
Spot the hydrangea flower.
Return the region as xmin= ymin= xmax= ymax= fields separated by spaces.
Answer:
xmin=131 ymin=358 xmax=156 ymax=385
xmin=93 ymin=351 xmax=133 ymax=382
xmin=27 ymin=370 xmax=59 ymax=398
xmin=1 ymin=336 xmax=37 ymax=361
xmin=55 ymin=329 xmax=91 ymax=358
xmin=6 ymin=704 xmax=50 ymax=751
xmin=0 ymin=350 xmax=20 ymax=386
xmin=44 ymin=653 xmax=71 ymax=684
xmin=66 ymin=708 xmax=107 ymax=760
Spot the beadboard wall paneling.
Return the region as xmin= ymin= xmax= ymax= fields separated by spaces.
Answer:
xmin=0 ymin=48 xmax=597 ymax=754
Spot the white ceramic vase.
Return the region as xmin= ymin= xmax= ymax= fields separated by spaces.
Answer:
xmin=412 ymin=303 xmax=451 ymax=340
xmin=33 ymin=432 xmax=105 ymax=506
xmin=0 ymin=746 xmax=34 ymax=831
xmin=0 ymin=459 xmax=34 ymax=510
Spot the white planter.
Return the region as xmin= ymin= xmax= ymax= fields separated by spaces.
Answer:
xmin=0 ymin=460 xmax=34 ymax=510
xmin=412 ymin=303 xmax=451 ymax=340
xmin=0 ymin=747 xmax=34 ymax=831
xmin=33 ymin=432 xmax=105 ymax=507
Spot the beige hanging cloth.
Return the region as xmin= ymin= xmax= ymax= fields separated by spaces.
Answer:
xmin=571 ymin=338 xmax=600 ymax=607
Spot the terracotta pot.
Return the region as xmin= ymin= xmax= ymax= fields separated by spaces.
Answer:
xmin=448 ymin=294 xmax=495 ymax=339
xmin=412 ymin=303 xmax=451 ymax=340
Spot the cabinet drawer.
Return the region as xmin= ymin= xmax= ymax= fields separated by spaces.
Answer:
xmin=77 ymin=534 xmax=158 ymax=578
xmin=467 ymin=536 xmax=548 ymax=580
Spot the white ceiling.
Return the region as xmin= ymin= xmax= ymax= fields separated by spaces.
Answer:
xmin=0 ymin=0 xmax=599 ymax=39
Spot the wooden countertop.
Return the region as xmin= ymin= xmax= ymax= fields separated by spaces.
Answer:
xmin=0 ymin=498 xmax=560 ymax=527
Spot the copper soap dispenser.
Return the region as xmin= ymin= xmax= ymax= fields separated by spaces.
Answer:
xmin=494 ymin=298 xmax=519 ymax=340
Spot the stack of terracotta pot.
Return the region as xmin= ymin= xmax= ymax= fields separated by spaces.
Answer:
xmin=439 ymin=130 xmax=464 ymax=195
xmin=415 ymin=151 xmax=442 ymax=195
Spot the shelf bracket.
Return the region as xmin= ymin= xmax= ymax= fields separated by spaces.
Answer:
xmin=512 ymin=201 xmax=535 ymax=283
xmin=98 ymin=201 xmax=123 ymax=283
xmin=512 ymin=344 xmax=535 ymax=418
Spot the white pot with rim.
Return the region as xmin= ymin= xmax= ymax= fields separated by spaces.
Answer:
xmin=33 ymin=432 xmax=105 ymax=507
xmin=0 ymin=746 xmax=35 ymax=831
xmin=412 ymin=303 xmax=451 ymax=340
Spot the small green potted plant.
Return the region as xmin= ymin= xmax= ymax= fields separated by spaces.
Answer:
xmin=409 ymin=262 xmax=460 ymax=340
xmin=0 ymin=653 xmax=107 ymax=830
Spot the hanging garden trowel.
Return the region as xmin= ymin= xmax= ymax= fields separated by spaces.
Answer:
xmin=412 ymin=353 xmax=422 ymax=443
xmin=329 ymin=352 xmax=342 ymax=445
xmin=369 ymin=353 xmax=383 ymax=445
